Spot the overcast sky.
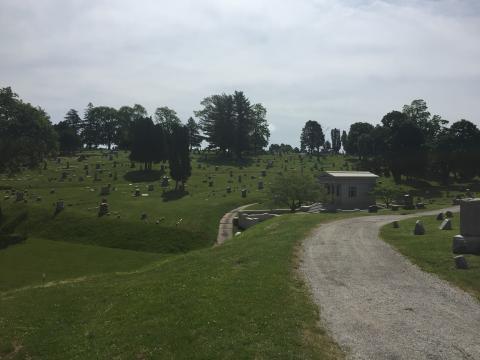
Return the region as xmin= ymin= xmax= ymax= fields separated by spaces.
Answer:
xmin=1 ymin=0 xmax=479 ymax=146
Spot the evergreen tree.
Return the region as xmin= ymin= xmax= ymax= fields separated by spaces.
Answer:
xmin=186 ymin=117 xmax=202 ymax=150
xmin=168 ymin=125 xmax=191 ymax=190
xmin=154 ymin=106 xmax=181 ymax=134
xmin=129 ymin=117 xmax=164 ymax=170
xmin=341 ymin=130 xmax=348 ymax=153
xmin=300 ymin=120 xmax=324 ymax=155
xmin=330 ymin=128 xmax=341 ymax=153
xmin=250 ymin=103 xmax=270 ymax=155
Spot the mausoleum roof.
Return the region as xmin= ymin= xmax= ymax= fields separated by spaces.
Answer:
xmin=319 ymin=171 xmax=379 ymax=179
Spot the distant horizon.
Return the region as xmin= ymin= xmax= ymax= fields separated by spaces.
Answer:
xmin=1 ymin=0 xmax=479 ymax=146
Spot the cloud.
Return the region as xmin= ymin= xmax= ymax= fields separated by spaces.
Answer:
xmin=1 ymin=0 xmax=479 ymax=145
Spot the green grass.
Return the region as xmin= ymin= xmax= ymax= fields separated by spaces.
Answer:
xmin=0 ymin=214 xmax=347 ymax=359
xmin=380 ymin=215 xmax=480 ymax=300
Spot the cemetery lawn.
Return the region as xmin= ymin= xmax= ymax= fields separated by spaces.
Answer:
xmin=0 ymin=213 xmax=347 ymax=359
xmin=380 ymin=215 xmax=480 ymax=301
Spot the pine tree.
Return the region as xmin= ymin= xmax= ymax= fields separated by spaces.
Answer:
xmin=168 ymin=125 xmax=191 ymax=190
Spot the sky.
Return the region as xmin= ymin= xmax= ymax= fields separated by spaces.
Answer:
xmin=1 ymin=0 xmax=479 ymax=146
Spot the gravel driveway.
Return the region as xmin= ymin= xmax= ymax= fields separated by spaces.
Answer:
xmin=301 ymin=207 xmax=480 ymax=360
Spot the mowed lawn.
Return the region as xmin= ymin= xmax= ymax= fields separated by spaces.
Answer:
xmin=0 ymin=214 xmax=346 ymax=360
xmin=380 ymin=215 xmax=480 ymax=300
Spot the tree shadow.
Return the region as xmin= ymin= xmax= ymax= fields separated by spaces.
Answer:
xmin=161 ymin=189 xmax=189 ymax=202
xmin=123 ymin=170 xmax=164 ymax=183
xmin=197 ymin=154 xmax=254 ymax=167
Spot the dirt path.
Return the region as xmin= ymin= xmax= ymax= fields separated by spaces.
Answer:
xmin=301 ymin=207 xmax=480 ymax=359
xmin=215 ymin=203 xmax=256 ymax=246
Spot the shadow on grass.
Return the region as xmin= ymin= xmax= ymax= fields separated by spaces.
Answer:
xmin=123 ymin=170 xmax=165 ymax=183
xmin=197 ymin=154 xmax=254 ymax=167
xmin=161 ymin=189 xmax=189 ymax=202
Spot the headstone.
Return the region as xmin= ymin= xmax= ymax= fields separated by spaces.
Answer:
xmin=392 ymin=221 xmax=399 ymax=228
xmin=226 ymin=186 xmax=231 ymax=194
xmin=241 ymin=189 xmax=247 ymax=198
xmin=141 ymin=213 xmax=147 ymax=220
xmin=454 ymin=255 xmax=469 ymax=269
xmin=95 ymin=163 xmax=101 ymax=170
xmin=439 ymin=219 xmax=452 ymax=230
xmin=15 ymin=191 xmax=24 ymax=202
xmin=148 ymin=184 xmax=154 ymax=191
xmin=452 ymin=235 xmax=467 ymax=254
xmin=61 ymin=172 xmax=68 ymax=180
xmin=261 ymin=170 xmax=266 ymax=177
xmin=415 ymin=203 xmax=425 ymax=209
xmin=436 ymin=212 xmax=444 ymax=221
xmin=445 ymin=211 xmax=454 ymax=218
xmin=98 ymin=201 xmax=109 ymax=217
xmin=258 ymin=181 xmax=264 ymax=190
xmin=368 ymin=205 xmax=378 ymax=213
xmin=414 ymin=220 xmax=425 ymax=235
xmin=94 ymin=172 xmax=100 ymax=181
xmin=134 ymin=188 xmax=141 ymax=197
xmin=238 ymin=175 xmax=242 ymax=183
xmin=161 ymin=176 xmax=169 ymax=187
xmin=130 ymin=162 xmax=135 ymax=168
xmin=208 ymin=181 xmax=213 ymax=187
xmin=391 ymin=204 xmax=400 ymax=211
xmin=215 ymin=166 xmax=219 ymax=171
xmin=404 ymin=194 xmax=414 ymax=210
xmin=55 ymin=200 xmax=64 ymax=214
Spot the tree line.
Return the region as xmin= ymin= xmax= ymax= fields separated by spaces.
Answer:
xmin=343 ymin=99 xmax=480 ymax=184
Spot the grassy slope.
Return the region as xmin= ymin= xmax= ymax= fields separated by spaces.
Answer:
xmin=0 ymin=214 xmax=346 ymax=360
xmin=0 ymin=237 xmax=162 ymax=292
xmin=380 ymin=215 xmax=480 ymax=300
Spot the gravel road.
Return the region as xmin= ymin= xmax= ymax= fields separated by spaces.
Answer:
xmin=301 ymin=207 xmax=480 ymax=360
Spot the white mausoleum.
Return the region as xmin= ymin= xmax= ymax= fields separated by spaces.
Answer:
xmin=318 ymin=171 xmax=379 ymax=210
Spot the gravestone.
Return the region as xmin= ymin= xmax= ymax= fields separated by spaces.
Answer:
xmin=141 ymin=213 xmax=147 ymax=220
xmin=439 ymin=219 xmax=452 ymax=230
xmin=215 ymin=166 xmax=219 ymax=171
xmin=436 ymin=212 xmax=444 ymax=221
xmin=454 ymin=255 xmax=468 ymax=269
xmin=238 ymin=175 xmax=242 ymax=183
xmin=208 ymin=181 xmax=213 ymax=187
xmin=148 ymin=184 xmax=154 ymax=191
xmin=226 ymin=186 xmax=231 ymax=194
xmin=229 ymin=170 xmax=233 ymax=177
xmin=445 ymin=210 xmax=454 ymax=218
xmin=130 ymin=162 xmax=135 ymax=168
xmin=392 ymin=221 xmax=399 ymax=228
xmin=414 ymin=220 xmax=425 ymax=235
xmin=403 ymin=194 xmax=414 ymax=210
xmin=261 ymin=170 xmax=266 ymax=177
xmin=95 ymin=163 xmax=101 ymax=170
xmin=452 ymin=198 xmax=480 ymax=255
xmin=258 ymin=181 xmax=264 ymax=190
xmin=368 ymin=205 xmax=378 ymax=213
xmin=55 ymin=200 xmax=64 ymax=214
xmin=161 ymin=176 xmax=169 ymax=188
xmin=391 ymin=204 xmax=400 ymax=211
xmin=241 ymin=189 xmax=247 ymax=198
xmin=134 ymin=188 xmax=141 ymax=197
xmin=15 ymin=191 xmax=24 ymax=202
xmin=98 ymin=200 xmax=109 ymax=217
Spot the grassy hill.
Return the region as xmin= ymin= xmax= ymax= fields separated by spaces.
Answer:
xmin=0 ymin=150 xmax=474 ymax=358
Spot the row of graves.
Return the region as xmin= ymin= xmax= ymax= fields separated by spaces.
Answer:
xmin=390 ymin=199 xmax=480 ymax=270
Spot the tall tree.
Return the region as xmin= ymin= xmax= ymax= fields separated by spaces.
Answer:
xmin=129 ymin=117 xmax=164 ymax=170
xmin=341 ymin=130 xmax=348 ymax=153
xmin=300 ymin=120 xmax=324 ymax=155
xmin=330 ymin=128 xmax=341 ymax=153
xmin=88 ymin=106 xmax=119 ymax=149
xmin=250 ymin=103 xmax=270 ymax=155
xmin=345 ymin=122 xmax=374 ymax=156
xmin=186 ymin=117 xmax=202 ymax=150
xmin=54 ymin=120 xmax=81 ymax=155
xmin=154 ymin=106 xmax=181 ymax=134
xmin=448 ymin=119 xmax=480 ymax=181
xmin=81 ymin=102 xmax=98 ymax=149
xmin=64 ymin=109 xmax=82 ymax=134
xmin=168 ymin=125 xmax=192 ymax=190
xmin=0 ymin=87 xmax=57 ymax=173
xmin=117 ymin=104 xmax=147 ymax=150
xmin=232 ymin=91 xmax=253 ymax=159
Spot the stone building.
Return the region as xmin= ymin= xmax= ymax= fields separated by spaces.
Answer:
xmin=318 ymin=171 xmax=379 ymax=210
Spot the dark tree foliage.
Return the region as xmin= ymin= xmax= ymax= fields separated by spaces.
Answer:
xmin=54 ymin=120 xmax=82 ymax=155
xmin=300 ymin=120 xmax=324 ymax=155
xmin=340 ymin=130 xmax=348 ymax=153
xmin=64 ymin=109 xmax=82 ymax=134
xmin=0 ymin=87 xmax=57 ymax=173
xmin=195 ymin=91 xmax=269 ymax=158
xmin=269 ymin=143 xmax=293 ymax=154
xmin=344 ymin=122 xmax=374 ymax=156
xmin=129 ymin=117 xmax=166 ymax=170
xmin=186 ymin=117 xmax=203 ymax=150
xmin=448 ymin=120 xmax=480 ymax=181
xmin=330 ymin=128 xmax=341 ymax=153
xmin=168 ymin=125 xmax=192 ymax=190
xmin=117 ymin=104 xmax=147 ymax=150
xmin=81 ymin=102 xmax=99 ymax=149
xmin=154 ymin=106 xmax=181 ymax=134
